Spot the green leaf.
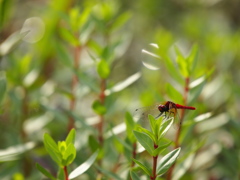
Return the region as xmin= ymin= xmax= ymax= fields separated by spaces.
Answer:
xmin=54 ymin=42 xmax=73 ymax=67
xmin=189 ymin=77 xmax=206 ymax=104
xmin=88 ymin=40 xmax=102 ymax=57
xmin=36 ymin=163 xmax=56 ymax=180
xmin=133 ymin=130 xmax=154 ymax=155
xmin=132 ymin=158 xmax=151 ymax=176
xmin=186 ymin=44 xmax=198 ymax=74
xmin=157 ymin=147 xmax=181 ymax=176
xmin=152 ymin=115 xmax=163 ymax=138
xmin=78 ymin=7 xmax=91 ymax=29
xmin=65 ymin=129 xmax=76 ymax=145
xmin=104 ymin=72 xmax=141 ymax=96
xmin=69 ymin=7 xmax=81 ymax=32
xmin=136 ymin=126 xmax=156 ymax=144
xmin=57 ymin=167 xmax=64 ymax=180
xmin=88 ymin=135 xmax=100 ymax=152
xmin=107 ymin=126 xmax=132 ymax=152
xmin=0 ymin=142 xmax=35 ymax=162
xmin=130 ymin=170 xmax=141 ymax=180
xmin=175 ymin=46 xmax=188 ymax=77
xmin=165 ymin=84 xmax=182 ymax=103
xmin=153 ymin=141 xmax=172 ymax=157
xmin=0 ymin=72 xmax=7 ymax=103
xmin=109 ymin=11 xmax=131 ymax=32
xmin=172 ymin=153 xmax=195 ymax=180
xmin=125 ymin=112 xmax=136 ymax=141
xmin=97 ymin=60 xmax=110 ymax=79
xmin=158 ymin=118 xmax=174 ymax=140
xmin=95 ymin=165 xmax=122 ymax=180
xmin=43 ymin=134 xmax=62 ymax=166
xmin=164 ymin=55 xmax=184 ymax=84
xmin=62 ymin=143 xmax=76 ymax=166
xmin=148 ymin=114 xmax=156 ymax=135
xmin=69 ymin=150 xmax=99 ymax=179
xmin=58 ymin=141 xmax=67 ymax=153
xmin=0 ymin=31 xmax=29 ymax=56
xmin=92 ymin=100 xmax=106 ymax=115
xmin=59 ymin=27 xmax=79 ymax=46
xmin=19 ymin=54 xmax=32 ymax=75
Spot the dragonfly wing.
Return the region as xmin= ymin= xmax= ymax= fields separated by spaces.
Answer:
xmin=134 ymin=104 xmax=160 ymax=123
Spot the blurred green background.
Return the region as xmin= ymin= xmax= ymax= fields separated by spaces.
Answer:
xmin=1 ymin=0 xmax=240 ymax=179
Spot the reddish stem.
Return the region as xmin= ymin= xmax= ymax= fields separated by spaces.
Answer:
xmin=96 ymin=79 xmax=106 ymax=168
xmin=68 ymin=45 xmax=81 ymax=131
xmin=131 ymin=142 xmax=137 ymax=167
xmin=98 ymin=79 xmax=106 ymax=146
xmin=63 ymin=166 xmax=69 ymax=180
xmin=151 ymin=143 xmax=159 ymax=180
xmin=167 ymin=77 xmax=190 ymax=180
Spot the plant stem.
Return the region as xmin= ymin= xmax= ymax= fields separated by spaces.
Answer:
xmin=63 ymin=166 xmax=69 ymax=180
xmin=98 ymin=79 xmax=106 ymax=146
xmin=167 ymin=77 xmax=190 ymax=180
xmin=151 ymin=143 xmax=159 ymax=180
xmin=131 ymin=142 xmax=137 ymax=167
xmin=68 ymin=45 xmax=81 ymax=131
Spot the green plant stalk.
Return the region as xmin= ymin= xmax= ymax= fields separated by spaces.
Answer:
xmin=63 ymin=166 xmax=69 ymax=180
xmin=68 ymin=45 xmax=81 ymax=131
xmin=167 ymin=77 xmax=190 ymax=180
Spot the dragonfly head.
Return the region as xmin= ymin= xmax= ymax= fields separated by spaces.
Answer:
xmin=158 ymin=105 xmax=167 ymax=112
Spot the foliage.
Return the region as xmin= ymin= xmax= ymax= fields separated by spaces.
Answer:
xmin=1 ymin=0 xmax=240 ymax=180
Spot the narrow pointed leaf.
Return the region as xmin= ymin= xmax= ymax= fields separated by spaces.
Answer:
xmin=130 ymin=170 xmax=141 ymax=180
xmin=136 ymin=126 xmax=156 ymax=144
xmin=0 ymin=31 xmax=29 ymax=56
xmin=175 ymin=46 xmax=188 ymax=77
xmin=153 ymin=141 xmax=172 ymax=157
xmin=104 ymin=72 xmax=141 ymax=96
xmin=69 ymin=150 xmax=99 ymax=179
xmin=133 ymin=130 xmax=154 ymax=155
xmin=158 ymin=118 xmax=174 ymax=139
xmin=157 ymin=147 xmax=181 ymax=176
xmin=66 ymin=129 xmax=76 ymax=145
xmin=148 ymin=114 xmax=156 ymax=135
xmin=92 ymin=100 xmax=106 ymax=115
xmin=62 ymin=143 xmax=76 ymax=166
xmin=97 ymin=60 xmax=110 ymax=79
xmin=95 ymin=165 xmax=122 ymax=180
xmin=43 ymin=134 xmax=61 ymax=165
xmin=125 ymin=112 xmax=136 ymax=143
xmin=165 ymin=84 xmax=182 ymax=103
xmin=88 ymin=135 xmax=100 ymax=152
xmin=132 ymin=158 xmax=151 ymax=176
xmin=187 ymin=44 xmax=198 ymax=73
xmin=36 ymin=163 xmax=56 ymax=180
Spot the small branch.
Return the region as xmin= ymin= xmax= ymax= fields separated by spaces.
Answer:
xmin=131 ymin=142 xmax=137 ymax=167
xmin=175 ymin=77 xmax=189 ymax=148
xmin=167 ymin=77 xmax=190 ymax=180
xmin=97 ymin=79 xmax=106 ymax=146
xmin=68 ymin=45 xmax=81 ymax=131
xmin=96 ymin=79 xmax=106 ymax=167
xmin=63 ymin=166 xmax=69 ymax=180
xmin=151 ymin=143 xmax=159 ymax=180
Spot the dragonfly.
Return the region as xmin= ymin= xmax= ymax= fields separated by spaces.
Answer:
xmin=134 ymin=101 xmax=196 ymax=122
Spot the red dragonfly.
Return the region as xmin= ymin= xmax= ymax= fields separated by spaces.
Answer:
xmin=135 ymin=101 xmax=196 ymax=121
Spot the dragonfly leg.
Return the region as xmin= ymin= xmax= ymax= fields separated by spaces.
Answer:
xmin=155 ymin=112 xmax=163 ymax=119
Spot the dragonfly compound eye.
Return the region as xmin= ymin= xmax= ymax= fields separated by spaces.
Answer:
xmin=158 ymin=105 xmax=165 ymax=112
